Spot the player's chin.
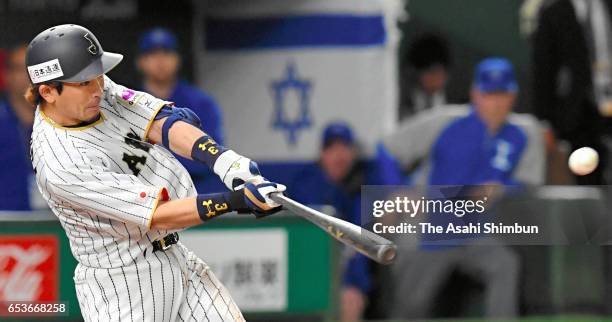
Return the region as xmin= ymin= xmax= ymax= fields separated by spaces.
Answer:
xmin=84 ymin=105 xmax=101 ymax=118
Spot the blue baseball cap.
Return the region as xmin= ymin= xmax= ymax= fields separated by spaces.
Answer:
xmin=474 ymin=58 xmax=518 ymax=93
xmin=322 ymin=122 xmax=354 ymax=147
xmin=139 ymin=28 xmax=177 ymax=54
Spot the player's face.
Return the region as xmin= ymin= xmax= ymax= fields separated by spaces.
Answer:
xmin=472 ymin=89 xmax=516 ymax=129
xmin=320 ymin=141 xmax=357 ymax=183
xmin=137 ymin=50 xmax=179 ymax=83
xmin=54 ymin=75 xmax=104 ymax=124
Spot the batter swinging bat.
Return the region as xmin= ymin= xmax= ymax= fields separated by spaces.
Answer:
xmin=270 ymin=193 xmax=397 ymax=265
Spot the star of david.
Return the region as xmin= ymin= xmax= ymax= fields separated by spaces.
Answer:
xmin=271 ymin=62 xmax=312 ymax=145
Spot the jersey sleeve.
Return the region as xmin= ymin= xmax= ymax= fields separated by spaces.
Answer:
xmin=44 ymin=159 xmax=168 ymax=229
xmin=382 ymin=106 xmax=469 ymax=169
xmin=505 ymin=129 xmax=529 ymax=185
xmin=509 ymin=114 xmax=545 ymax=185
xmin=102 ymin=75 xmax=171 ymax=141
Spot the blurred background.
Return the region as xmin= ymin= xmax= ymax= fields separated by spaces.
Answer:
xmin=2 ymin=0 xmax=612 ymax=321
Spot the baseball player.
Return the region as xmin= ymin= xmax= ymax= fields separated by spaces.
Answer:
xmin=25 ymin=24 xmax=286 ymax=321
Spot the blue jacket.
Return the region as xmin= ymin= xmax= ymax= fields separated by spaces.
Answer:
xmin=0 ymin=99 xmax=33 ymax=210
xmin=424 ymin=110 xmax=527 ymax=247
xmin=429 ymin=110 xmax=527 ymax=186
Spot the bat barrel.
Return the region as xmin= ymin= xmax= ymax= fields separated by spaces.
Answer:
xmin=271 ymin=193 xmax=398 ymax=265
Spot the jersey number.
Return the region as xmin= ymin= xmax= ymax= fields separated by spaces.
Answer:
xmin=491 ymin=139 xmax=512 ymax=171
xmin=122 ymin=129 xmax=149 ymax=176
xmin=123 ymin=154 xmax=146 ymax=176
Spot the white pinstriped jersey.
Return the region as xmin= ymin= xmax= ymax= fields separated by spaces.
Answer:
xmin=31 ymin=75 xmax=196 ymax=269
xmin=31 ymin=76 xmax=245 ymax=321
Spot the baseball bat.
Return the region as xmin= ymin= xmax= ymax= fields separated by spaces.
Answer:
xmin=270 ymin=193 xmax=397 ymax=265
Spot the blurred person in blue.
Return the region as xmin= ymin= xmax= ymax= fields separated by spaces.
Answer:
xmin=137 ymin=27 xmax=224 ymax=193
xmin=378 ymin=58 xmax=544 ymax=319
xmin=380 ymin=57 xmax=544 ymax=188
xmin=429 ymin=58 xmax=526 ymax=186
xmin=0 ymin=44 xmax=44 ymax=210
xmin=290 ymin=122 xmax=378 ymax=321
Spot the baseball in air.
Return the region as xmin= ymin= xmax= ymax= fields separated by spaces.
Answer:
xmin=568 ymin=147 xmax=599 ymax=176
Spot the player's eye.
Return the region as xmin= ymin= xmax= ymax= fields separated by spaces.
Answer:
xmin=79 ymin=81 xmax=90 ymax=86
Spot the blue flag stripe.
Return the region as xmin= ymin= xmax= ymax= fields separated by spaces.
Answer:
xmin=205 ymin=14 xmax=386 ymax=50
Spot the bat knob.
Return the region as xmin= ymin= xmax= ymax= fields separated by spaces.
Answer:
xmin=378 ymin=244 xmax=398 ymax=265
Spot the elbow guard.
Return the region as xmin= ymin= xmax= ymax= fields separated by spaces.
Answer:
xmin=155 ymin=106 xmax=202 ymax=149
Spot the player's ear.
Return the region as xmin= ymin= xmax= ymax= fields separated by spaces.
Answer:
xmin=39 ymin=84 xmax=57 ymax=104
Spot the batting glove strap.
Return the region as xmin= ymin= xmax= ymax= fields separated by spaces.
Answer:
xmin=243 ymin=181 xmax=287 ymax=218
xmin=191 ymin=135 xmax=228 ymax=169
xmin=212 ymin=150 xmax=263 ymax=191
xmin=196 ymin=191 xmax=247 ymax=222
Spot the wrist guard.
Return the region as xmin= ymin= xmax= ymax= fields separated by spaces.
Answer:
xmin=196 ymin=191 xmax=247 ymax=222
xmin=191 ymin=135 xmax=228 ymax=169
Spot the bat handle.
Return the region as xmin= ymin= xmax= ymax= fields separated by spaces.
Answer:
xmin=270 ymin=192 xmax=287 ymax=204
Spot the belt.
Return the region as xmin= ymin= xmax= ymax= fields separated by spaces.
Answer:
xmin=152 ymin=233 xmax=179 ymax=252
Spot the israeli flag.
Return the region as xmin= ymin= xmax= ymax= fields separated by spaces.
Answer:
xmin=198 ymin=0 xmax=402 ymax=161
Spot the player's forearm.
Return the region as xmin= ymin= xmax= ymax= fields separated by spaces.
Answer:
xmin=150 ymin=190 xmax=249 ymax=230
xmin=150 ymin=197 xmax=201 ymax=230
xmin=150 ymin=117 xmax=262 ymax=191
xmin=149 ymin=119 xmax=205 ymax=159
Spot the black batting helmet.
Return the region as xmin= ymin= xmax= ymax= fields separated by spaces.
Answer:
xmin=25 ymin=24 xmax=123 ymax=84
